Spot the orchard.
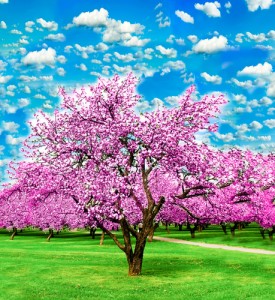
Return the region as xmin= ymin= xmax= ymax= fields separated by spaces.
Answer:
xmin=0 ymin=74 xmax=274 ymax=276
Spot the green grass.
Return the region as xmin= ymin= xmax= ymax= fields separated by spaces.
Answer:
xmin=155 ymin=223 xmax=275 ymax=251
xmin=0 ymin=228 xmax=275 ymax=300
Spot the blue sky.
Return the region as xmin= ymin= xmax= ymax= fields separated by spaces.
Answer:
xmin=0 ymin=0 xmax=275 ymax=180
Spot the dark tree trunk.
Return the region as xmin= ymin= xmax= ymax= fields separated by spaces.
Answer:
xmin=221 ymin=223 xmax=227 ymax=235
xmin=190 ymin=227 xmax=196 ymax=238
xmin=260 ymin=229 xmax=265 ymax=239
xmin=90 ymin=228 xmax=96 ymax=239
xmin=47 ymin=229 xmax=54 ymax=242
xmin=127 ymin=236 xmax=146 ymax=276
xmin=165 ymin=222 xmax=170 ymax=234
xmin=268 ymin=227 xmax=274 ymax=241
xmin=178 ymin=224 xmax=183 ymax=231
xmin=230 ymin=223 xmax=238 ymax=237
xmin=10 ymin=227 xmax=17 ymax=240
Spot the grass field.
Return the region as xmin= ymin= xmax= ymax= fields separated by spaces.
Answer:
xmin=155 ymin=223 xmax=275 ymax=251
xmin=0 ymin=228 xmax=275 ymax=300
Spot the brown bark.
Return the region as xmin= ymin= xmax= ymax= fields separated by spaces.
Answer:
xmin=127 ymin=236 xmax=147 ymax=276
xmin=221 ymin=223 xmax=227 ymax=235
xmin=47 ymin=229 xmax=54 ymax=242
xmin=147 ymin=223 xmax=159 ymax=242
xmin=10 ymin=227 xmax=17 ymax=240
xmin=99 ymin=231 xmax=105 ymax=245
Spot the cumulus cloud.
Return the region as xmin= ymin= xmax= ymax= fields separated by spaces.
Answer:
xmin=246 ymin=32 xmax=267 ymax=42
xmin=0 ymin=0 xmax=8 ymax=4
xmin=215 ymin=132 xmax=235 ymax=142
xmin=0 ymin=75 xmax=12 ymax=84
xmin=57 ymin=67 xmax=65 ymax=76
xmin=156 ymin=45 xmax=177 ymax=58
xmin=263 ymin=119 xmax=275 ymax=128
xmin=200 ymin=72 xmax=222 ymax=84
xmin=6 ymin=135 xmax=24 ymax=145
xmin=175 ymin=10 xmax=194 ymax=24
xmin=44 ymin=33 xmax=65 ymax=42
xmin=36 ymin=18 xmax=58 ymax=31
xmin=114 ymin=52 xmax=135 ymax=62
xmin=230 ymin=78 xmax=253 ymax=89
xmin=21 ymin=48 xmax=56 ymax=67
xmin=193 ymin=35 xmax=228 ymax=53
xmin=249 ymin=120 xmax=263 ymax=130
xmin=267 ymin=81 xmax=275 ymax=97
xmin=245 ymin=0 xmax=273 ymax=11
xmin=1 ymin=121 xmax=19 ymax=133
xmin=123 ymin=36 xmax=150 ymax=47
xmin=237 ymin=62 xmax=273 ymax=76
xmin=194 ymin=1 xmax=221 ymax=17
xmin=72 ymin=9 xmax=148 ymax=47
xmin=73 ymin=8 xmax=109 ymax=27
xmin=0 ymin=21 xmax=7 ymax=29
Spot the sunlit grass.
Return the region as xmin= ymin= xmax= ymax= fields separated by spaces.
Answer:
xmin=0 ymin=228 xmax=275 ymax=300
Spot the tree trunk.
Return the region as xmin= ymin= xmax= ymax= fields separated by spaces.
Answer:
xmin=178 ymin=224 xmax=183 ymax=231
xmin=190 ymin=227 xmax=196 ymax=238
xmin=165 ymin=222 xmax=170 ymax=234
xmin=47 ymin=229 xmax=54 ymax=242
xmin=260 ymin=229 xmax=265 ymax=239
xmin=100 ymin=231 xmax=105 ymax=245
xmin=10 ymin=227 xmax=17 ymax=240
xmin=127 ymin=237 xmax=146 ymax=276
xmin=147 ymin=223 xmax=159 ymax=242
xmin=221 ymin=223 xmax=227 ymax=235
xmin=90 ymin=228 xmax=96 ymax=239
xmin=268 ymin=229 xmax=274 ymax=241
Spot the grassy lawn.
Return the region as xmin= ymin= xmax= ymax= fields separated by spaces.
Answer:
xmin=0 ymin=229 xmax=275 ymax=300
xmin=155 ymin=223 xmax=275 ymax=251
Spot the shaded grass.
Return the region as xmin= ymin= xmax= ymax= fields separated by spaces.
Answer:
xmin=155 ymin=223 xmax=275 ymax=251
xmin=0 ymin=229 xmax=275 ymax=300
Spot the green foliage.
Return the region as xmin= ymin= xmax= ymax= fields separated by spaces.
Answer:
xmin=0 ymin=229 xmax=274 ymax=300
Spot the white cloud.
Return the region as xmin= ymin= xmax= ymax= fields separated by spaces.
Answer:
xmin=267 ymin=81 xmax=275 ymax=97
xmin=194 ymin=1 xmax=221 ymax=17
xmin=237 ymin=62 xmax=272 ymax=76
xmin=164 ymin=60 xmax=185 ymax=70
xmin=73 ymin=8 xmax=109 ymax=27
xmin=91 ymin=59 xmax=101 ymax=64
xmin=95 ymin=42 xmax=109 ymax=51
xmin=200 ymin=72 xmax=222 ymax=84
xmin=235 ymin=33 xmax=244 ymax=43
xmin=264 ymin=119 xmax=275 ymax=128
xmin=6 ymin=135 xmax=24 ymax=145
xmin=18 ymin=98 xmax=30 ymax=107
xmin=245 ymin=0 xmax=273 ymax=11
xmin=175 ymin=10 xmax=194 ymax=24
xmin=231 ymin=78 xmax=253 ymax=89
xmin=193 ymin=35 xmax=228 ymax=53
xmin=44 ymin=33 xmax=65 ymax=42
xmin=246 ymin=32 xmax=267 ymax=42
xmin=36 ymin=18 xmax=58 ymax=31
xmin=187 ymin=35 xmax=198 ymax=43
xmin=233 ymin=94 xmax=247 ymax=104
xmin=215 ymin=132 xmax=235 ymax=142
xmin=0 ymin=0 xmax=8 ymax=4
xmin=249 ymin=120 xmax=263 ymax=130
xmin=225 ymin=2 xmax=232 ymax=12
xmin=78 ymin=63 xmax=87 ymax=71
xmin=10 ymin=29 xmax=22 ymax=34
xmin=267 ymin=30 xmax=275 ymax=39
xmin=0 ymin=60 xmax=7 ymax=71
xmin=57 ymin=67 xmax=65 ymax=76
xmin=156 ymin=45 xmax=177 ymax=58
xmin=259 ymin=96 xmax=272 ymax=106
xmin=258 ymin=135 xmax=271 ymax=141
xmin=0 ymin=21 xmax=7 ymax=29
xmin=155 ymin=3 xmax=162 ymax=10
xmin=0 ymin=75 xmax=12 ymax=84
xmin=57 ymin=55 xmax=67 ymax=64
xmin=25 ymin=21 xmax=35 ymax=32
xmin=34 ymin=94 xmax=46 ymax=99
xmin=21 ymin=47 xmax=56 ymax=67
xmin=114 ymin=52 xmax=135 ymax=62
xmin=123 ymin=36 xmax=150 ymax=47
xmin=2 ymin=121 xmax=19 ymax=133
xmin=267 ymin=108 xmax=275 ymax=115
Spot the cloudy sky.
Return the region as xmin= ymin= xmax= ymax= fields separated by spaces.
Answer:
xmin=0 ymin=0 xmax=275 ymax=179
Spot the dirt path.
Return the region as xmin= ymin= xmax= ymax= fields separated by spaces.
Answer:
xmin=153 ymin=236 xmax=275 ymax=255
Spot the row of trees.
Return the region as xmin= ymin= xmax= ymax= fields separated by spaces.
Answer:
xmin=0 ymin=73 xmax=274 ymax=275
